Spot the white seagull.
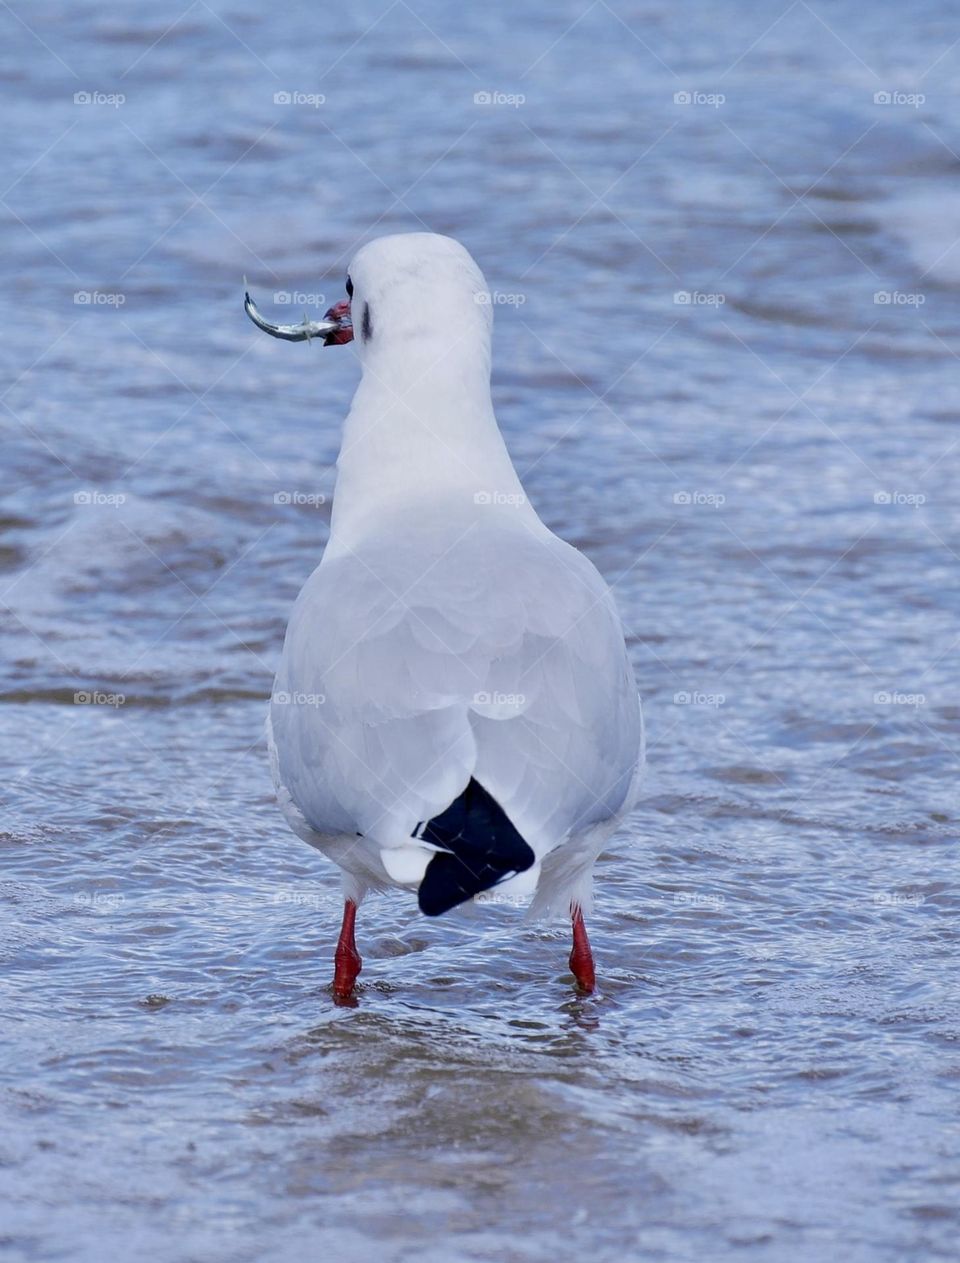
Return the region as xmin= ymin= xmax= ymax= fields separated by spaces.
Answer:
xmin=247 ymin=233 xmax=643 ymax=998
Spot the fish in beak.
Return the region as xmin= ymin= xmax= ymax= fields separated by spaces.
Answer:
xmin=243 ymin=279 xmax=353 ymax=346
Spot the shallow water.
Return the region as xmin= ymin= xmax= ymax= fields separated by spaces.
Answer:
xmin=1 ymin=2 xmax=959 ymax=1260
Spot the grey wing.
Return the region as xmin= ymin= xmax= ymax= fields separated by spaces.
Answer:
xmin=470 ymin=536 xmax=642 ymax=853
xmin=269 ymin=517 xmax=642 ymax=862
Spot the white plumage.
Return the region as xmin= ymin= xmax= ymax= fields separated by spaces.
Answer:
xmin=265 ymin=232 xmax=642 ymax=991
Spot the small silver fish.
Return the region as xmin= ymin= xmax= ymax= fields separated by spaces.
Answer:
xmin=243 ymin=278 xmax=352 ymax=344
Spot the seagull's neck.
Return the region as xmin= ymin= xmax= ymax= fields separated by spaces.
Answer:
xmin=329 ymin=338 xmax=532 ymax=544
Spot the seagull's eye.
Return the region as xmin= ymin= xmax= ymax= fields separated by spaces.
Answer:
xmin=346 ymin=276 xmax=354 ymax=299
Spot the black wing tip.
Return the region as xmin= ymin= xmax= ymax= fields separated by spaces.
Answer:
xmin=416 ymin=778 xmax=535 ymax=917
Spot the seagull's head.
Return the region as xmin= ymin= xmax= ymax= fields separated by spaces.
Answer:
xmin=342 ymin=232 xmax=492 ymax=363
xmin=244 ymin=233 xmax=493 ymax=368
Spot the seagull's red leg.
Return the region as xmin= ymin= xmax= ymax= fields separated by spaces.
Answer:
xmin=333 ymin=899 xmax=362 ymax=997
xmin=569 ymin=905 xmax=596 ymax=993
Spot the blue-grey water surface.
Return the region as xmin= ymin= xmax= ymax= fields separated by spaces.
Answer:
xmin=1 ymin=2 xmax=958 ymax=1260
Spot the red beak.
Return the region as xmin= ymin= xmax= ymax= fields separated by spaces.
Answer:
xmin=323 ymin=300 xmax=354 ymax=346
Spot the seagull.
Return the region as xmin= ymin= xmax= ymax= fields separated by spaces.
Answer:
xmin=248 ymin=233 xmax=643 ymax=998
